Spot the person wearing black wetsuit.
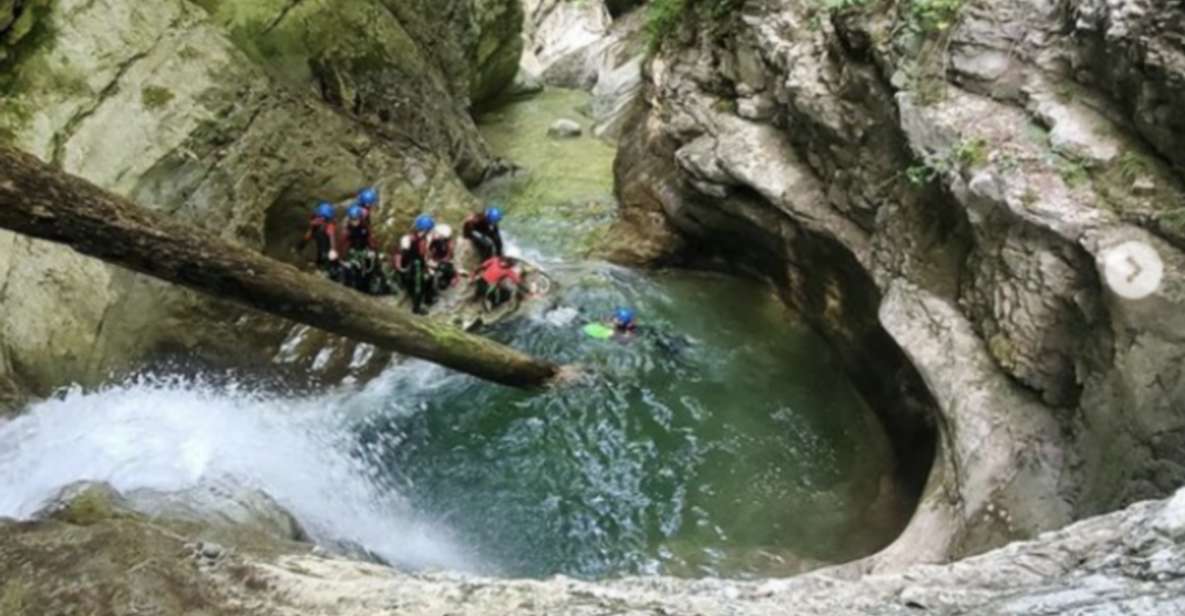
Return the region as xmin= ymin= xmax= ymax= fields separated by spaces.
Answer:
xmin=427 ymin=224 xmax=456 ymax=291
xmin=462 ymin=205 xmax=504 ymax=261
xmin=299 ymin=201 xmax=339 ymax=276
xmin=394 ymin=214 xmax=436 ymax=314
xmin=339 ymin=205 xmax=379 ymax=292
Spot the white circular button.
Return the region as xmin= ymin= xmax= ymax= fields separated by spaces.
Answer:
xmin=1102 ymin=240 xmax=1164 ymax=300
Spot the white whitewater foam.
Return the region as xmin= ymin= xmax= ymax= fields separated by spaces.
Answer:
xmin=0 ymin=375 xmax=477 ymax=572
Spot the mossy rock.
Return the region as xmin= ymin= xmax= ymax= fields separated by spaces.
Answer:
xmin=0 ymin=0 xmax=54 ymax=84
xmin=0 ymin=0 xmax=17 ymax=33
xmin=141 ymin=85 xmax=176 ymax=110
xmin=41 ymin=483 xmax=136 ymax=527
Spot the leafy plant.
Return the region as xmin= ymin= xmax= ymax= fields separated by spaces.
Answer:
xmin=910 ymin=0 xmax=964 ymax=33
xmin=141 ymin=86 xmax=175 ymax=110
xmin=646 ymin=0 xmax=689 ymax=50
xmin=820 ymin=0 xmax=868 ymax=10
xmin=907 ymin=163 xmax=938 ymax=186
xmin=1020 ymin=188 xmax=1039 ymax=209
xmin=955 ymin=136 xmax=989 ymax=167
xmin=1057 ymin=156 xmax=1090 ymax=188
xmin=1116 ymin=151 xmax=1152 ymax=184
xmin=646 ymin=0 xmax=743 ymax=51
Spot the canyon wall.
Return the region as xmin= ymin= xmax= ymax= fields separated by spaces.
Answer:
xmin=0 ymin=0 xmax=526 ymax=408
xmin=612 ymin=0 xmax=1185 ymax=569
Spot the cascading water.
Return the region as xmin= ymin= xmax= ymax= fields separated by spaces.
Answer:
xmin=0 ymin=88 xmax=909 ymax=581
xmin=0 ymin=373 xmax=477 ymax=572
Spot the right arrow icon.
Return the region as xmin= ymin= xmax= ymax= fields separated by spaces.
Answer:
xmin=1104 ymin=241 xmax=1164 ymax=300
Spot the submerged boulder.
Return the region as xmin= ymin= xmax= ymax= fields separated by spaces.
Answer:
xmin=548 ymin=118 xmax=584 ymax=139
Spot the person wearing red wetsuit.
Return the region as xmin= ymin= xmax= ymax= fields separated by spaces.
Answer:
xmin=473 ymin=256 xmax=525 ymax=310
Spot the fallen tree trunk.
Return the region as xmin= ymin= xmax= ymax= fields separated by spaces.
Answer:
xmin=0 ymin=145 xmax=560 ymax=388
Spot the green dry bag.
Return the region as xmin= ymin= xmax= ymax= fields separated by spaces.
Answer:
xmin=583 ymin=323 xmax=614 ymax=340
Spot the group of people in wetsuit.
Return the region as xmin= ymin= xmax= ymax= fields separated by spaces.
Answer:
xmin=297 ymin=187 xmax=529 ymax=315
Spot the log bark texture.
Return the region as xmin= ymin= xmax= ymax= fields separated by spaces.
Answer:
xmin=0 ymin=145 xmax=559 ymax=388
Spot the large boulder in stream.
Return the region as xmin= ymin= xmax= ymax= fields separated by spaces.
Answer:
xmin=0 ymin=0 xmax=526 ymax=406
xmin=548 ymin=118 xmax=584 ymax=139
xmin=612 ymin=0 xmax=1185 ymax=573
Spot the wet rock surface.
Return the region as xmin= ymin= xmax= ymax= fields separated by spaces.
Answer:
xmin=4 ymin=482 xmax=1185 ymax=614
xmin=547 ymin=118 xmax=584 ymax=138
xmin=612 ymin=0 xmax=1185 ymax=570
xmin=518 ymin=0 xmax=646 ymax=139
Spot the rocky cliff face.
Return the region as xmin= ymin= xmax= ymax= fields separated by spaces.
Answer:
xmin=518 ymin=0 xmax=647 ymax=139
xmin=613 ymin=0 xmax=1185 ymax=570
xmin=0 ymin=0 xmax=524 ymax=410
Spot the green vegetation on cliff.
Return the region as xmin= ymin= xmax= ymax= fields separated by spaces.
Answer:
xmin=646 ymin=0 xmax=742 ymax=50
xmin=0 ymin=0 xmax=54 ymax=141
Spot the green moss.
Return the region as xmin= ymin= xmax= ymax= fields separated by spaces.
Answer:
xmin=988 ymin=334 xmax=1017 ymax=369
xmin=0 ymin=0 xmax=55 ymax=95
xmin=955 ymin=136 xmax=989 ymax=167
xmin=646 ymin=0 xmax=743 ymax=52
xmin=914 ymin=76 xmax=948 ymax=105
xmin=141 ymin=85 xmax=176 ymax=110
xmin=0 ymin=581 xmax=29 ymax=615
xmin=189 ymin=0 xmax=223 ymax=15
xmin=909 ymin=0 xmax=964 ymax=33
xmin=0 ymin=97 xmax=32 ymax=139
xmin=819 ymin=0 xmax=869 ymax=10
xmin=1056 ymin=156 xmax=1090 ymax=188
xmin=1054 ymin=81 xmax=1076 ymax=102
xmin=1020 ymin=188 xmax=1039 ymax=209
xmin=55 ymin=489 xmax=128 ymax=527
xmin=1116 ymin=151 xmax=1152 ymax=184
xmin=177 ymin=45 xmax=203 ymax=61
xmin=1092 ymin=150 xmax=1185 ymax=240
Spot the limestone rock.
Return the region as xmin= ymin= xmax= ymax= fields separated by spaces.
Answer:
xmin=7 ymin=483 xmax=1185 ymax=614
xmin=522 ymin=0 xmax=646 ymax=141
xmin=125 ymin=482 xmax=308 ymax=544
xmin=613 ymin=0 xmax=1185 ymax=572
xmin=523 ymin=0 xmax=612 ymax=80
xmin=1072 ymin=0 xmax=1185 ymax=170
xmin=591 ymin=53 xmax=645 ymax=139
xmin=547 ymin=118 xmax=583 ymax=139
xmin=506 ymin=65 xmax=545 ymax=99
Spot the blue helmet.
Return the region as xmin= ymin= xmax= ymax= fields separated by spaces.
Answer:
xmin=615 ymin=307 xmax=636 ymax=326
xmin=414 ymin=214 xmax=436 ymax=232
xmin=359 ymin=187 xmax=379 ymax=206
xmin=485 ymin=206 xmax=504 ymax=224
xmin=315 ymin=202 xmax=335 ymax=220
xmin=347 ymin=205 xmax=364 ymax=220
